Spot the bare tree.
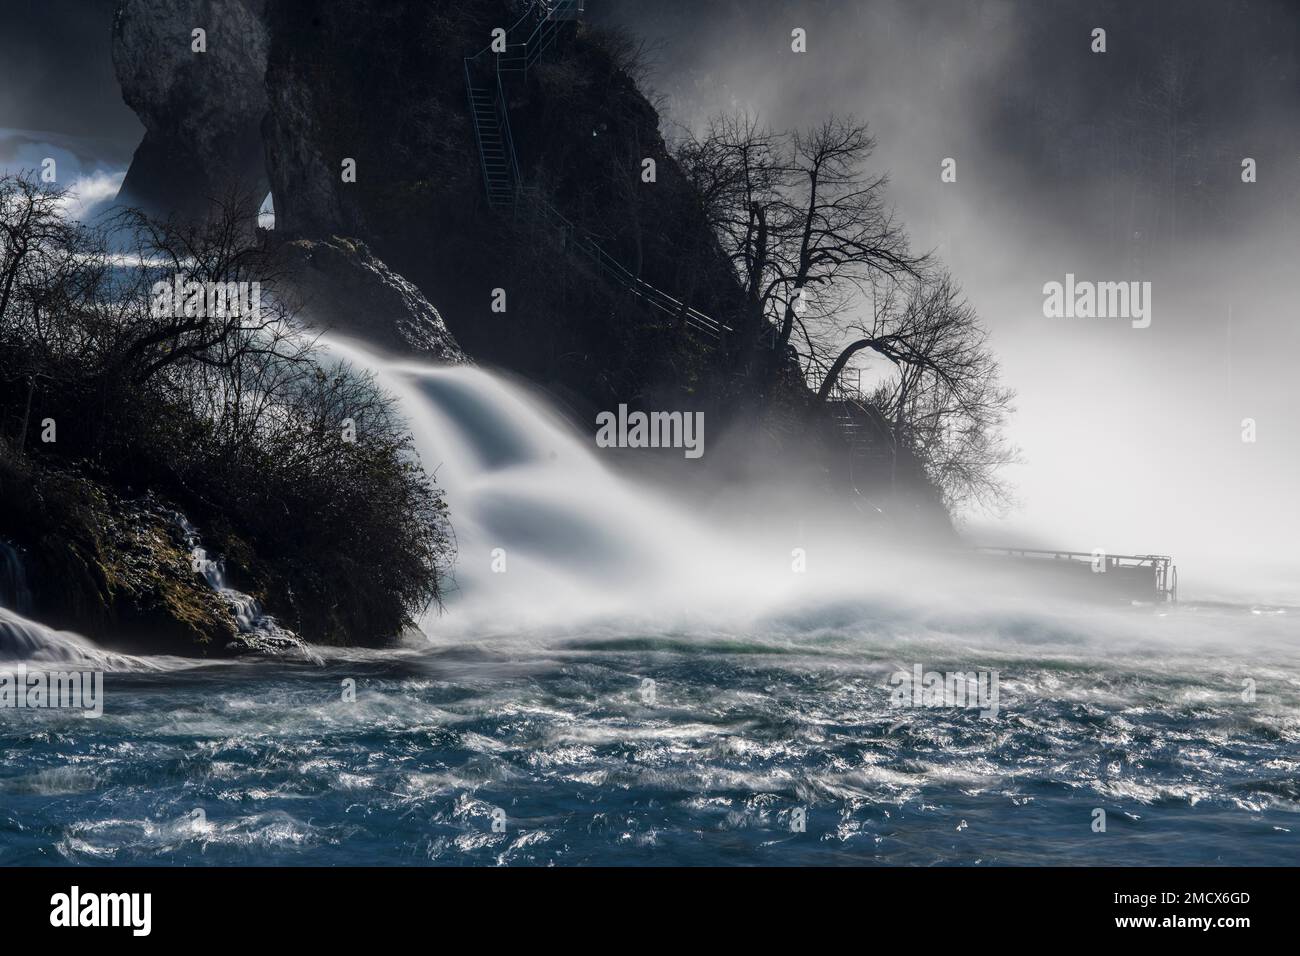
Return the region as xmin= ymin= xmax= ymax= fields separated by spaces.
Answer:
xmin=772 ymin=119 xmax=924 ymax=357
xmin=817 ymin=271 xmax=1018 ymax=510
xmin=0 ymin=174 xmax=90 ymax=350
xmin=0 ymin=174 xmax=109 ymax=450
xmin=674 ymin=114 xmax=925 ymax=383
xmin=673 ymin=113 xmax=784 ymax=363
xmin=104 ymin=189 xmax=302 ymax=388
xmin=0 ymin=173 xmax=453 ymax=630
xmin=674 ymin=118 xmax=1015 ymax=510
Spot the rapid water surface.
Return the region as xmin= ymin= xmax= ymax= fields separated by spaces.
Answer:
xmin=2 ymin=341 xmax=1297 ymax=865
xmin=2 ymin=600 xmax=1298 ymax=865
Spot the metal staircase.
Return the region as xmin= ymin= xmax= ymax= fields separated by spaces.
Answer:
xmin=465 ymin=70 xmax=520 ymax=209
xmin=463 ymin=0 xmax=774 ymax=351
xmin=464 ymin=1 xmax=582 ymax=210
xmin=817 ymin=368 xmax=899 ymax=486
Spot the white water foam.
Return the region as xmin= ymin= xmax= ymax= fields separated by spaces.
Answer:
xmin=322 ymin=336 xmax=746 ymax=635
xmin=171 ymin=513 xmax=300 ymax=649
xmin=0 ymin=606 xmax=172 ymax=671
xmin=4 ymin=334 xmax=1293 ymax=665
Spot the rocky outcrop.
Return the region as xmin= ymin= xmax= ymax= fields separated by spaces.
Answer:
xmin=0 ymin=454 xmax=238 ymax=654
xmin=111 ymin=0 xmax=473 ymax=365
xmin=258 ymin=0 xmax=483 ymax=240
xmin=279 ymin=237 xmax=465 ymax=362
xmin=0 ymin=453 xmax=314 ymax=657
xmin=252 ymin=0 xmax=744 ymax=408
xmin=110 ymin=0 xmax=736 ymax=396
xmin=111 ymin=0 xmax=270 ymax=219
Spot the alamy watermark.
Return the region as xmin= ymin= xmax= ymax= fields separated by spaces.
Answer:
xmin=595 ymin=404 xmax=704 ymax=459
xmin=1042 ymin=273 xmax=1151 ymax=329
xmin=50 ymin=886 xmax=150 ymax=936
xmin=888 ymin=664 xmax=1000 ymax=719
xmin=150 ymin=275 xmax=262 ymax=319
xmin=0 ymin=669 xmax=104 ymax=718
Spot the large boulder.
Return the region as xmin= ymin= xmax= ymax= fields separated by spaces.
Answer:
xmin=279 ymin=236 xmax=465 ymax=362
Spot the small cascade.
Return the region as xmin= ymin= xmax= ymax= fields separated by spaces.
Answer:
xmin=170 ymin=514 xmax=308 ymax=657
xmin=0 ymin=538 xmax=173 ymax=670
xmin=0 ymin=540 xmax=34 ymax=616
xmin=0 ymin=606 xmax=162 ymax=670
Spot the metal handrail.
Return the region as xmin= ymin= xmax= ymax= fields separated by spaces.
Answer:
xmin=973 ymin=547 xmax=1172 ymax=565
xmin=496 ymin=70 xmax=522 ymax=196
xmin=518 ymin=187 xmax=730 ymax=339
xmin=464 ymin=59 xmax=494 ymax=199
xmin=465 ymin=0 xmax=545 ymax=65
xmin=466 ymin=0 xmax=581 ymax=71
xmin=462 ymin=0 xmax=774 ymax=350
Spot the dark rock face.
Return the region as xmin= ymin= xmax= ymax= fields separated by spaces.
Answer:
xmin=112 ymin=0 xmax=471 ymax=364
xmin=111 ymin=0 xmax=736 ymax=395
xmin=279 ymin=237 xmax=465 ymax=362
xmin=258 ymin=0 xmax=489 ymax=239
xmin=253 ymin=0 xmax=743 ymax=408
xmin=112 ymin=0 xmax=270 ymax=219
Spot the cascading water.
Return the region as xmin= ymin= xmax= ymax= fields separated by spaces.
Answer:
xmin=0 ymin=537 xmax=172 ymax=670
xmin=322 ymin=337 xmax=750 ymax=636
xmin=321 ymin=335 xmax=966 ymax=641
xmin=0 ymin=515 xmax=304 ymax=668
xmin=0 ymin=540 xmax=114 ymax=667
xmin=0 ymin=606 xmax=165 ymax=670
xmin=171 ymin=514 xmax=306 ymax=656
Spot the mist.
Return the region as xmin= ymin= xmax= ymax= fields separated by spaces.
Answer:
xmin=595 ymin=0 xmax=1300 ymax=600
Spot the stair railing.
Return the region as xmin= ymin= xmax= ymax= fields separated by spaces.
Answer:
xmin=464 ymin=59 xmax=495 ymax=202
xmin=496 ymin=70 xmax=522 ymax=202
xmin=466 ymin=0 xmax=581 ymax=77
xmin=517 ymin=187 xmax=730 ymax=340
xmin=463 ymin=1 xmax=777 ymax=351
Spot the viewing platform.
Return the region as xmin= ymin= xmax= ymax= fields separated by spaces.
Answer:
xmin=972 ymin=547 xmax=1178 ymax=604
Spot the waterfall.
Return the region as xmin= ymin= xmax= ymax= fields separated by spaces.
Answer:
xmin=320 ymin=337 xmax=731 ymax=631
xmin=319 ymin=335 xmax=893 ymax=641
xmin=170 ymin=514 xmax=303 ymax=654
xmin=0 ymin=538 xmax=173 ymax=669
xmin=0 ymin=519 xmax=303 ymax=668
xmin=0 ymin=540 xmax=34 ymax=616
xmin=0 ymin=606 xmax=165 ymax=671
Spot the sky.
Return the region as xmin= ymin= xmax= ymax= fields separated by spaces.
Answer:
xmin=2 ymin=0 xmax=1298 ymax=599
xmin=0 ymin=0 xmax=138 ymax=217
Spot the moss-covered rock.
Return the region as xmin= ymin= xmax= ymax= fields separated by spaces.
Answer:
xmin=0 ymin=451 xmax=239 ymax=655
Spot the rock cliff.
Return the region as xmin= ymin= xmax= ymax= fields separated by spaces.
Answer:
xmin=112 ymin=0 xmax=271 ymax=219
